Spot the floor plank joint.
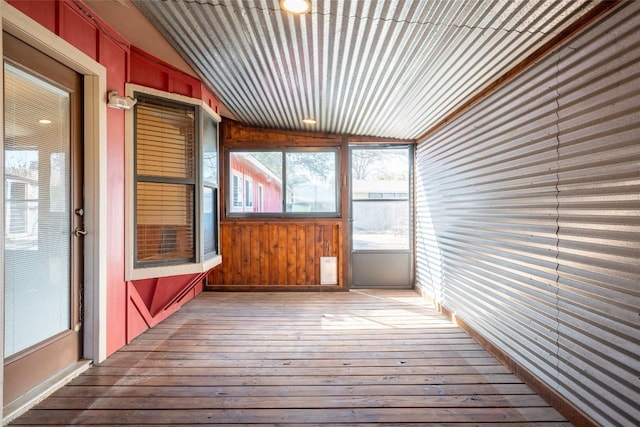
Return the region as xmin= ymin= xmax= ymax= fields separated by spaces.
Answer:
xmin=10 ymin=290 xmax=570 ymax=426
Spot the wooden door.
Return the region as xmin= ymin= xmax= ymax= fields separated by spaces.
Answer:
xmin=3 ymin=33 xmax=84 ymax=406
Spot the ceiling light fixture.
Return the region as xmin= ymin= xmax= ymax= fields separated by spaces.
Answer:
xmin=38 ymin=119 xmax=52 ymax=124
xmin=302 ymin=118 xmax=317 ymax=125
xmin=281 ymin=0 xmax=311 ymax=14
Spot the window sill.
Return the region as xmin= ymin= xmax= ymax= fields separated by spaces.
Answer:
xmin=225 ymin=213 xmax=341 ymax=220
xmin=127 ymin=255 xmax=222 ymax=281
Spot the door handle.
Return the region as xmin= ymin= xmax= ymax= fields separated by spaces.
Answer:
xmin=74 ymin=227 xmax=87 ymax=236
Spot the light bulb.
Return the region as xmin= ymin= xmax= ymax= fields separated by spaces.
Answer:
xmin=281 ymin=0 xmax=311 ymax=14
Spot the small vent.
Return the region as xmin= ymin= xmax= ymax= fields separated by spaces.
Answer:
xmin=320 ymin=257 xmax=337 ymax=285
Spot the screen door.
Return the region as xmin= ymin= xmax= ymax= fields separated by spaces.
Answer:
xmin=350 ymin=146 xmax=413 ymax=289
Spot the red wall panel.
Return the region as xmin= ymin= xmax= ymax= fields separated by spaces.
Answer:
xmin=130 ymin=51 xmax=169 ymax=93
xmin=6 ymin=1 xmax=57 ymax=33
xmin=127 ymin=274 xmax=205 ymax=343
xmin=59 ymin=2 xmax=98 ymax=60
xmin=8 ymin=0 xmax=217 ymax=358
xmin=169 ymin=76 xmax=194 ymax=98
xmin=98 ymin=31 xmax=129 ymax=354
xmin=132 ymin=274 xmax=202 ymax=317
xmin=202 ymin=88 xmax=220 ymax=115
xmin=129 ymin=46 xmax=220 ymax=113
xmin=126 ymin=283 xmax=151 ymax=342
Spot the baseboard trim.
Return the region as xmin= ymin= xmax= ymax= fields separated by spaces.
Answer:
xmin=3 ymin=360 xmax=91 ymax=425
xmin=437 ymin=301 xmax=597 ymax=427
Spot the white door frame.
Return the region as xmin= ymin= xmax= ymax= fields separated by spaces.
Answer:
xmin=0 ymin=0 xmax=108 ymax=417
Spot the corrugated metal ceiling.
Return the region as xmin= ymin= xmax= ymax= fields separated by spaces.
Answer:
xmin=132 ymin=0 xmax=598 ymax=140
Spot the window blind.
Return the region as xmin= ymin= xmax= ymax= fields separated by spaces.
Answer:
xmin=135 ymin=97 xmax=196 ymax=264
xmin=136 ymin=101 xmax=195 ymax=179
xmin=4 ymin=62 xmax=72 ymax=356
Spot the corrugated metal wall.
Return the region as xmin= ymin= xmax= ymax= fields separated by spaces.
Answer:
xmin=415 ymin=3 xmax=640 ymax=426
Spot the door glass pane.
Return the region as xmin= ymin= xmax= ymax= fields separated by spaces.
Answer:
xmin=352 ymin=148 xmax=410 ymax=250
xmin=352 ymin=199 xmax=409 ymax=250
xmin=4 ymin=63 xmax=71 ymax=357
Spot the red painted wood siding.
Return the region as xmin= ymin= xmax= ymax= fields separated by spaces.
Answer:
xmin=230 ymin=155 xmax=282 ymax=213
xmin=130 ymin=46 xmax=220 ymax=115
xmin=7 ymin=0 xmax=222 ymax=355
xmin=7 ymin=0 xmax=57 ymax=33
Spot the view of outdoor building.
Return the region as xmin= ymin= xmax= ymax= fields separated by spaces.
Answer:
xmin=229 ymin=150 xmax=337 ymax=214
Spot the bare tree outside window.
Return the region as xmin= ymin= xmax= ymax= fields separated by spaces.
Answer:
xmin=286 ymin=152 xmax=336 ymax=212
xmin=352 ymin=147 xmax=410 ymax=250
xmin=352 ymin=149 xmax=408 ymax=180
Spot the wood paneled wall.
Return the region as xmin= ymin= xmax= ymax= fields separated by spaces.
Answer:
xmin=214 ymin=221 xmax=342 ymax=288
xmin=207 ymin=120 xmax=349 ymax=290
xmin=207 ymin=120 xmax=412 ymax=291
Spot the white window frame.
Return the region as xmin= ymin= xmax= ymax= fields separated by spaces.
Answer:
xmin=125 ymin=84 xmax=221 ymax=280
xmin=231 ymin=171 xmax=244 ymax=212
xmin=258 ymin=183 xmax=264 ymax=213
xmin=244 ymin=176 xmax=254 ymax=210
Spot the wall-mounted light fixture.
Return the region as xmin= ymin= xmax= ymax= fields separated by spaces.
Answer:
xmin=281 ymin=0 xmax=311 ymax=14
xmin=107 ymin=91 xmax=137 ymax=110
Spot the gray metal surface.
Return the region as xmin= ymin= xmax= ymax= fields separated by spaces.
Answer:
xmin=415 ymin=2 xmax=639 ymax=426
xmin=132 ymin=0 xmax=595 ymax=140
xmin=351 ymin=252 xmax=411 ymax=289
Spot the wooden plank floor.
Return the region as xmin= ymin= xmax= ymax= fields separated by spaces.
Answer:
xmin=11 ymin=290 xmax=570 ymax=426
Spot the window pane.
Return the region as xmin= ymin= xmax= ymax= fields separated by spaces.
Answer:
xmin=351 ymin=148 xmax=409 ymax=193
xmin=203 ymin=186 xmax=216 ymax=255
xmin=136 ymin=182 xmax=194 ymax=263
xmin=229 ymin=152 xmax=282 ymax=213
xmin=136 ymin=99 xmax=195 ymax=179
xmin=4 ymin=63 xmax=71 ymax=356
xmin=285 ymin=152 xmax=336 ymax=213
xmin=202 ymin=114 xmax=217 ymax=185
